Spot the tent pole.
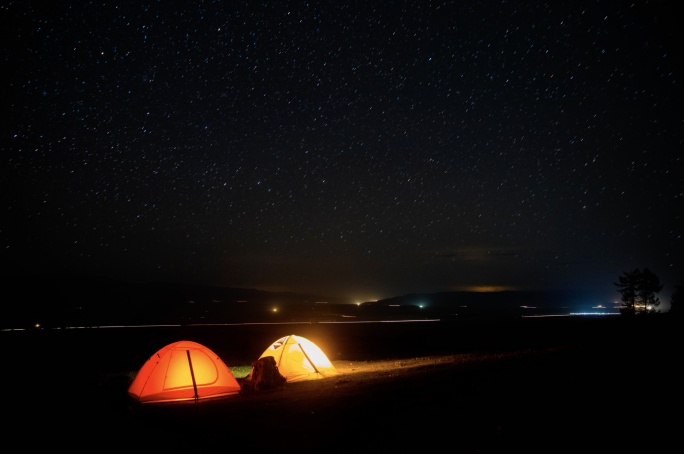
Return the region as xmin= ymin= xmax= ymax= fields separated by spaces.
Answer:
xmin=297 ymin=344 xmax=320 ymax=375
xmin=186 ymin=350 xmax=199 ymax=402
xmin=275 ymin=335 xmax=293 ymax=369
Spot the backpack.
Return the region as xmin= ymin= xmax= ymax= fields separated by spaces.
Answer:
xmin=242 ymin=356 xmax=286 ymax=392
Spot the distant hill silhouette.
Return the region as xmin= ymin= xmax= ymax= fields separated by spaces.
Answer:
xmin=363 ymin=290 xmax=593 ymax=318
xmin=1 ymin=273 xmax=352 ymax=328
xmin=1 ymin=274 xmax=605 ymax=328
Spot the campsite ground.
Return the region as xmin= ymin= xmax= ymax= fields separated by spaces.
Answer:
xmin=3 ymin=315 xmax=678 ymax=453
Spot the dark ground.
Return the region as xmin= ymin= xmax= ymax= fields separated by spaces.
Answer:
xmin=2 ymin=315 xmax=678 ymax=452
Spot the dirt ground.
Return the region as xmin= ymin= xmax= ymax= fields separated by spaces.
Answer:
xmin=331 ymin=349 xmax=545 ymax=376
xmin=3 ymin=316 xmax=678 ymax=453
xmin=120 ymin=344 xmax=672 ymax=453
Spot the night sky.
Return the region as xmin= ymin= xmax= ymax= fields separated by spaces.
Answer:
xmin=3 ymin=1 xmax=682 ymax=307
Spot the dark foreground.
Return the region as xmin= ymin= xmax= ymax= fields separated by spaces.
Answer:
xmin=2 ymin=315 xmax=678 ymax=452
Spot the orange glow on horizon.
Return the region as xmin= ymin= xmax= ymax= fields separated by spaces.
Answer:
xmin=456 ymin=285 xmax=518 ymax=292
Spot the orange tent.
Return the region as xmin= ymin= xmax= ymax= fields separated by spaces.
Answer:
xmin=257 ymin=334 xmax=338 ymax=382
xmin=128 ymin=340 xmax=240 ymax=403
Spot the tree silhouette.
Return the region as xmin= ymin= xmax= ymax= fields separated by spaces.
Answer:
xmin=614 ymin=268 xmax=662 ymax=315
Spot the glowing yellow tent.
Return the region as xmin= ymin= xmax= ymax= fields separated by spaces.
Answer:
xmin=257 ymin=334 xmax=338 ymax=382
xmin=128 ymin=340 xmax=241 ymax=403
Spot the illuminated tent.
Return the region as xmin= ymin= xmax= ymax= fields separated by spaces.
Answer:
xmin=256 ymin=334 xmax=338 ymax=382
xmin=128 ymin=340 xmax=241 ymax=403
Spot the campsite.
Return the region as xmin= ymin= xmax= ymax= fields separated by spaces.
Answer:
xmin=2 ymin=314 xmax=677 ymax=452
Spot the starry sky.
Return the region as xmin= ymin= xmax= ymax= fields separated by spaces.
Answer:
xmin=3 ymin=1 xmax=683 ymax=306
